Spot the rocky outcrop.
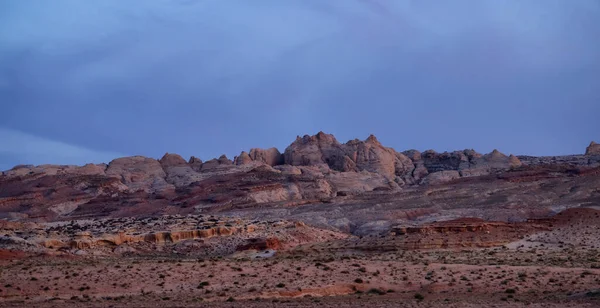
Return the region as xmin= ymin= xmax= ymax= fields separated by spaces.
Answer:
xmin=284 ymin=132 xmax=346 ymax=168
xmin=106 ymin=156 xmax=173 ymax=192
xmin=200 ymin=155 xmax=233 ymax=172
xmin=345 ymin=135 xmax=414 ymax=179
xmin=60 ymin=226 xmax=252 ymax=249
xmin=409 ymin=148 xmax=521 ymax=181
xmin=283 ymin=132 xmax=414 ymax=180
xmin=249 ymin=148 xmax=284 ymax=166
xmin=384 ymin=218 xmax=551 ymax=250
xmin=234 ymin=151 xmax=253 ymax=165
xmin=159 ymin=153 xmax=204 ymax=187
xmin=420 ymin=150 xmax=470 ymax=173
xmin=188 ymin=156 xmax=203 ymax=172
xmin=144 ymin=226 xmax=242 ymax=243
xmin=393 ymin=218 xmax=501 ymax=235
xmin=0 ymin=214 xmax=349 ymax=259
xmin=587 ymin=141 xmax=600 ymax=155
xmin=460 ymin=150 xmax=522 ymax=177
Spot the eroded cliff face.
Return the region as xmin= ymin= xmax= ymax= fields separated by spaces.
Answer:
xmin=1 ymin=214 xmax=348 ymax=257
xmin=0 ymin=133 xmax=598 ymax=223
xmin=57 ymin=225 xmax=250 ymax=250
xmin=363 ymin=218 xmax=552 ymax=250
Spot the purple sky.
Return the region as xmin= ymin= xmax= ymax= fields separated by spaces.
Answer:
xmin=1 ymin=0 xmax=599 ymax=170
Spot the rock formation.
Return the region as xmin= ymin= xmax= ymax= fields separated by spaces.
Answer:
xmin=188 ymin=156 xmax=203 ymax=171
xmin=284 ymin=132 xmax=347 ymax=168
xmin=249 ymin=148 xmax=284 ymax=166
xmin=283 ymin=132 xmax=414 ymax=180
xmin=160 ymin=153 xmax=203 ymax=187
xmin=0 ymin=132 xmax=596 ymax=222
xmin=200 ymin=154 xmax=233 ymax=172
xmin=233 ymin=151 xmax=253 ymax=165
xmin=383 ymin=218 xmax=551 ymax=250
xmin=587 ymin=141 xmax=600 ymax=155
xmin=105 ymin=156 xmax=173 ymax=192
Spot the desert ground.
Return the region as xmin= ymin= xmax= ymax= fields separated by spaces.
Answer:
xmin=1 ymin=207 xmax=600 ymax=307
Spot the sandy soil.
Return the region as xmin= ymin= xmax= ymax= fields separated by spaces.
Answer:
xmin=2 ymin=208 xmax=600 ymax=307
xmin=1 ymin=246 xmax=600 ymax=307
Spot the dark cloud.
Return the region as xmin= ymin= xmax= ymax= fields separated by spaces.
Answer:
xmin=1 ymin=0 xmax=599 ymax=169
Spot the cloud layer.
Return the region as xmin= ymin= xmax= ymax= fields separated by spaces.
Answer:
xmin=1 ymin=0 xmax=599 ymax=169
xmin=0 ymin=128 xmax=122 ymax=170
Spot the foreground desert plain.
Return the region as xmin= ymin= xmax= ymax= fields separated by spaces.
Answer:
xmin=2 ymin=133 xmax=600 ymax=307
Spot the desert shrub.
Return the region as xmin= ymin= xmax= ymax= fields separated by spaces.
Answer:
xmin=367 ymin=288 xmax=386 ymax=295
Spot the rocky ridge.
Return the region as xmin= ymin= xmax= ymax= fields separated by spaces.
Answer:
xmin=1 ymin=133 xmax=598 ymax=223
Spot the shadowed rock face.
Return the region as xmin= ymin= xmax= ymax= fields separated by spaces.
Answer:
xmin=236 ymin=237 xmax=282 ymax=251
xmin=188 ymin=156 xmax=203 ymax=171
xmin=249 ymin=148 xmax=284 ymax=166
xmin=0 ymin=133 xmax=598 ymax=225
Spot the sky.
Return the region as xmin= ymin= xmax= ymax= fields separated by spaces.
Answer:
xmin=1 ymin=0 xmax=599 ymax=171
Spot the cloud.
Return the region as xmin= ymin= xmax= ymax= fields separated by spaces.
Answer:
xmin=0 ymin=0 xmax=598 ymax=162
xmin=0 ymin=128 xmax=124 ymax=170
